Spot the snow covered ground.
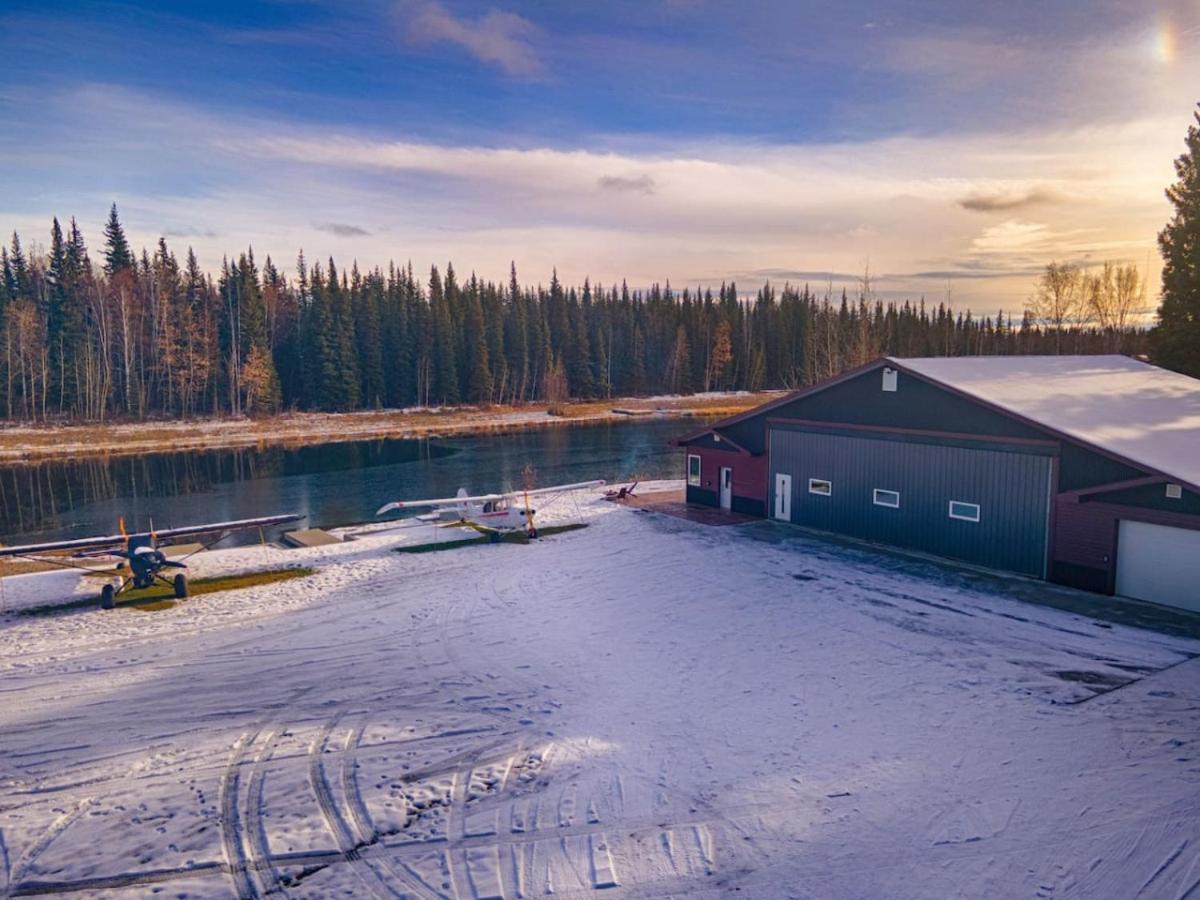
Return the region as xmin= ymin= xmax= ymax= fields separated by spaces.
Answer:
xmin=1 ymin=482 xmax=1198 ymax=898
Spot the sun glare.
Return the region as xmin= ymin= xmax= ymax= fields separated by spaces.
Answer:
xmin=1153 ymin=18 xmax=1177 ymax=63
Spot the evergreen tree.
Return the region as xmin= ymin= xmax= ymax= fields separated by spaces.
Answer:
xmin=354 ymin=267 xmax=386 ymax=408
xmin=1153 ymin=104 xmax=1200 ymax=376
xmin=429 ymin=265 xmax=460 ymax=405
xmin=8 ymin=233 xmax=30 ymax=301
xmin=47 ymin=218 xmax=73 ymax=411
xmin=326 ymin=259 xmax=360 ymax=409
xmin=0 ymin=208 xmax=1157 ymax=423
xmin=0 ymin=247 xmax=12 ymax=308
xmin=103 ymin=204 xmax=133 ymax=275
xmin=504 ymin=263 xmax=530 ymax=403
xmin=464 ymin=275 xmax=492 ymax=403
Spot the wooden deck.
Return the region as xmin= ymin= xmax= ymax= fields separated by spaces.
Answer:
xmin=617 ymin=489 xmax=758 ymax=526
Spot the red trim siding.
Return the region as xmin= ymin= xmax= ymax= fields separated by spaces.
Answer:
xmin=686 ymin=446 xmax=768 ymax=507
xmin=1052 ymin=496 xmax=1200 ymax=593
xmin=1062 ymin=474 xmax=1167 ymax=499
xmin=766 ymin=417 xmax=1059 ymax=448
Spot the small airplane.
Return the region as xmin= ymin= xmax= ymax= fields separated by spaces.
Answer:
xmin=376 ymin=480 xmax=605 ymax=540
xmin=0 ymin=513 xmax=303 ymax=609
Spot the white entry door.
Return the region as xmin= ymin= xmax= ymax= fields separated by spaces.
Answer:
xmin=719 ymin=467 xmax=732 ymax=510
xmin=1116 ymin=520 xmax=1200 ymax=613
xmin=774 ymin=473 xmax=792 ymax=521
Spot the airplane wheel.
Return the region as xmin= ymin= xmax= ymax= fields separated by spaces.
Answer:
xmin=100 ymin=584 xmax=116 ymax=610
xmin=173 ymin=574 xmax=189 ymax=599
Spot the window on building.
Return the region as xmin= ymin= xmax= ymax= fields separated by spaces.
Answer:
xmin=1166 ymin=483 xmax=1183 ymax=499
xmin=949 ymin=500 xmax=981 ymax=522
xmin=808 ymin=478 xmax=832 ymax=496
xmin=687 ymin=454 xmax=702 ymax=487
xmin=873 ymin=488 xmax=900 ymax=508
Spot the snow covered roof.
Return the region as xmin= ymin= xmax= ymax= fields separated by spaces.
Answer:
xmin=890 ymin=355 xmax=1200 ymax=491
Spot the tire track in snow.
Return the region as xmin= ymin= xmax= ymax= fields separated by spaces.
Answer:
xmin=7 ymin=798 xmax=93 ymax=893
xmin=218 ymin=730 xmax=261 ymax=900
xmin=306 ymin=717 xmax=412 ymax=899
xmin=244 ymin=728 xmax=281 ymax=896
xmin=307 ymin=719 xmax=359 ymax=858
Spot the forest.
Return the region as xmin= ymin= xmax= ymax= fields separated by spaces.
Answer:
xmin=0 ymin=206 xmax=1153 ymax=423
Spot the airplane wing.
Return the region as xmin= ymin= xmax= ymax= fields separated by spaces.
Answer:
xmin=0 ymin=513 xmax=304 ymax=559
xmin=146 ymin=514 xmax=303 ymax=543
xmin=377 ymin=495 xmax=505 ymax=516
xmin=518 ymin=480 xmax=606 ymax=498
xmin=0 ymin=532 xmax=129 ymax=557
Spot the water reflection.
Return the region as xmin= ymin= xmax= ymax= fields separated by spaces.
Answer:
xmin=0 ymin=419 xmax=693 ymax=544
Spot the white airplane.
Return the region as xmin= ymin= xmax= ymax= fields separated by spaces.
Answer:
xmin=376 ymin=480 xmax=605 ymax=540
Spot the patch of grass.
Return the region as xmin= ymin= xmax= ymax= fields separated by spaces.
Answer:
xmin=17 ymin=566 xmax=316 ymax=616
xmin=395 ymin=523 xmax=588 ymax=554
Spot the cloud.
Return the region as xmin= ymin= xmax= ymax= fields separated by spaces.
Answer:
xmin=163 ymin=227 xmax=218 ymax=239
xmin=597 ymin=174 xmax=656 ymax=194
xmin=958 ymin=187 xmax=1063 ymax=213
xmin=407 ymin=3 xmax=542 ymax=77
xmin=4 ymin=83 xmax=1180 ymax=317
xmin=315 ymin=222 xmax=371 ymax=237
xmin=969 ymin=220 xmax=1056 ymax=254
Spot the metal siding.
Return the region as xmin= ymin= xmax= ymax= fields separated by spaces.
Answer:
xmin=723 ymin=366 xmax=1050 ymax=455
xmin=771 ymin=429 xmax=1052 ymax=576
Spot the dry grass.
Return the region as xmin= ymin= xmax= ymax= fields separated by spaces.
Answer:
xmin=0 ymin=393 xmax=776 ymax=463
xmin=561 ymin=394 xmax=771 ymax=419
xmin=16 ymin=566 xmax=316 ymax=616
xmin=395 ymin=523 xmax=588 ymax=554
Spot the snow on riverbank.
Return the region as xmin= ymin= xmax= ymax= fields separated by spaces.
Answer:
xmin=0 ymin=393 xmax=767 ymax=463
xmin=1 ymin=483 xmax=1198 ymax=897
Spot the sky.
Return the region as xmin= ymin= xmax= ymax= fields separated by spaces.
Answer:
xmin=0 ymin=0 xmax=1197 ymax=315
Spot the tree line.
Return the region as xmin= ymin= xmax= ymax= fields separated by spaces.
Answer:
xmin=0 ymin=205 xmax=1160 ymax=423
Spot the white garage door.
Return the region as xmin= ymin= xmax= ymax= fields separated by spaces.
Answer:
xmin=1115 ymin=520 xmax=1200 ymax=613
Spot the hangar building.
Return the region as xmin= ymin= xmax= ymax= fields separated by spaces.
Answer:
xmin=673 ymin=356 xmax=1200 ymax=612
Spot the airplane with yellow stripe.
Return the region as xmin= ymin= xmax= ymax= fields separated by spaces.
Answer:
xmin=376 ymin=480 xmax=604 ymax=540
xmin=0 ymin=514 xmax=302 ymax=609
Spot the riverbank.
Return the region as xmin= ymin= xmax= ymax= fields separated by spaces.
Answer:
xmin=0 ymin=391 xmax=777 ymax=463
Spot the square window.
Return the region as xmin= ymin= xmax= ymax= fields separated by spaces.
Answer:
xmin=873 ymin=488 xmax=900 ymax=508
xmin=687 ymin=454 xmax=702 ymax=487
xmin=808 ymin=478 xmax=832 ymax=496
xmin=949 ymin=500 xmax=981 ymax=522
xmin=1166 ymin=483 xmax=1183 ymax=499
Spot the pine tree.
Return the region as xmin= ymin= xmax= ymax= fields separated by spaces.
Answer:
xmin=1153 ymin=104 xmax=1200 ymax=376
xmin=326 ymin=259 xmax=360 ymax=409
xmin=429 ymin=265 xmax=459 ymax=405
xmin=504 ymin=263 xmax=530 ymax=403
xmin=8 ymin=233 xmax=30 ymax=301
xmin=0 ymin=247 xmax=12 ymax=307
xmin=103 ymin=204 xmax=133 ymax=275
xmin=47 ymin=218 xmax=72 ymax=411
xmin=354 ymin=267 xmax=386 ymax=408
xmin=464 ymin=276 xmax=492 ymax=403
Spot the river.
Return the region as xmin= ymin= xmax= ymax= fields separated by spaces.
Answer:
xmin=0 ymin=418 xmax=698 ymax=544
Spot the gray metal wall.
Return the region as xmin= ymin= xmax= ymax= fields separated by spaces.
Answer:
xmin=770 ymin=428 xmax=1054 ymax=576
